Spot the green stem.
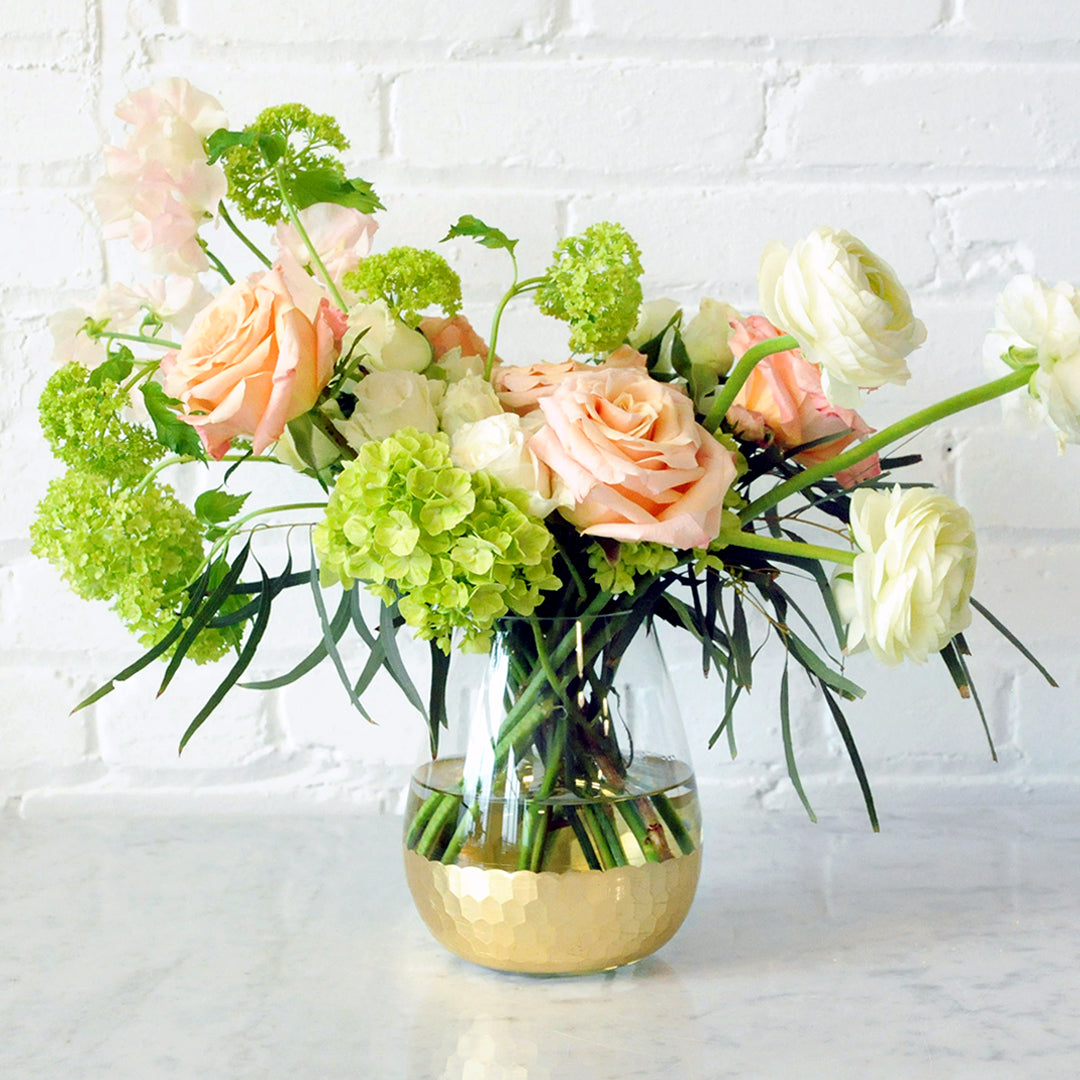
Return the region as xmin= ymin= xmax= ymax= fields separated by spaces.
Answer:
xmin=134 ymin=452 xmax=286 ymax=494
xmin=199 ymin=240 xmax=235 ymax=285
xmin=273 ymin=167 xmax=349 ymax=313
xmin=703 ymin=334 xmax=800 ymax=432
xmin=522 ymin=712 xmax=568 ymax=872
xmin=722 ymin=530 xmax=855 ymax=567
xmin=219 ymin=201 xmax=273 ymax=269
xmin=739 ymin=365 xmax=1038 ymax=524
xmin=653 ymin=793 xmax=695 ymax=855
xmin=617 ymin=799 xmax=662 ymax=863
xmin=120 ymin=359 xmax=163 ymax=395
xmin=95 ymin=330 xmax=182 ymax=351
xmin=485 ymin=276 xmax=546 ymax=379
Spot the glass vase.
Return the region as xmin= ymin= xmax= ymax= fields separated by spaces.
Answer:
xmin=402 ymin=611 xmax=702 ymax=975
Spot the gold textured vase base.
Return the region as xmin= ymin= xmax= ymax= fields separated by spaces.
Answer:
xmin=403 ymin=846 xmax=701 ymax=975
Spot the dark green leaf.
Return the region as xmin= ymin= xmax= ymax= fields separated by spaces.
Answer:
xmin=88 ymin=353 xmax=134 ymax=387
xmin=242 ymin=589 xmax=351 ymax=689
xmin=159 ymin=541 xmax=251 ymax=696
xmin=820 ymin=682 xmax=879 ymax=832
xmin=286 ymin=168 xmax=384 ymax=214
xmin=970 ymin=597 xmax=1058 ymax=687
xmin=195 ymin=489 xmax=250 ymax=526
xmin=781 ymin=660 xmax=816 ymax=822
xmin=141 ymin=382 xmax=207 ymax=460
xmin=427 ymin=641 xmax=451 ymax=757
xmin=179 ymin=562 xmax=274 ymax=752
xmin=257 ymin=132 xmax=287 ymax=165
xmin=786 ymin=630 xmax=865 ymax=700
xmin=209 ymin=557 xmax=300 ymax=628
xmin=378 ymin=600 xmax=428 ymax=721
xmin=731 ymin=594 xmax=752 ymax=689
xmin=441 ymin=214 xmax=518 ymax=255
xmin=939 ymin=639 xmax=971 ymax=699
xmin=952 ymin=634 xmax=997 ymax=762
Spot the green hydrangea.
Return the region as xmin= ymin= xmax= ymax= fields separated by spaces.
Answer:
xmin=536 ymin=222 xmax=644 ymax=354
xmin=588 ymin=541 xmax=679 ymax=596
xmin=30 ymin=471 xmax=230 ymax=663
xmin=343 ymin=247 xmax=462 ymax=328
xmin=39 ymin=363 xmax=164 ymax=485
xmin=314 ymin=428 xmax=561 ymax=651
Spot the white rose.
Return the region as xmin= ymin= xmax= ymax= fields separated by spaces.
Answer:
xmin=450 ymin=413 xmax=561 ymax=518
xmin=984 ymin=274 xmax=1080 ymax=445
xmin=682 ymin=298 xmax=740 ymax=375
xmin=435 ymin=346 xmax=486 ymax=383
xmin=347 ymin=300 xmax=432 ymax=373
xmin=336 ymin=371 xmax=439 ymax=447
xmin=438 ymin=374 xmax=503 ymax=436
xmin=759 ymin=227 xmax=926 ymax=408
xmin=629 ymin=298 xmax=682 ymax=348
xmin=838 ymin=486 xmax=977 ymax=666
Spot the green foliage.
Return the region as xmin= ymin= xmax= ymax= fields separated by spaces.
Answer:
xmin=216 ymin=103 xmax=383 ymax=225
xmin=30 ymin=472 xmax=232 ymax=662
xmin=536 ymin=221 xmax=644 ymax=354
xmin=441 ymin=214 xmax=518 ymax=256
xmin=141 ymin=382 xmax=207 ymax=460
xmin=588 ymin=541 xmax=679 ymax=596
xmin=313 ymin=428 xmax=560 ymax=651
xmin=39 ymin=363 xmax=164 ymax=485
xmin=343 ymin=247 xmax=462 ymax=328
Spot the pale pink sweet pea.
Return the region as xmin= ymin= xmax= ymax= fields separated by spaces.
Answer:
xmin=275 ymin=203 xmax=378 ymax=286
xmin=727 ymin=316 xmax=881 ymax=489
xmin=163 ymin=268 xmax=346 ymax=459
xmin=529 ymin=367 xmax=737 ymax=549
xmin=114 ymin=77 xmax=227 ymax=137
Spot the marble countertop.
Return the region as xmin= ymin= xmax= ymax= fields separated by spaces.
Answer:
xmin=2 ymin=799 xmax=1078 ymax=1079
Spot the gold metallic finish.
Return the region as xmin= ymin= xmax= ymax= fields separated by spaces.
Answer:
xmin=403 ymin=846 xmax=702 ymax=975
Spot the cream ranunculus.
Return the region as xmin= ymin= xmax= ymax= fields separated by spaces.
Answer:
xmin=450 ymin=412 xmax=561 ymax=518
xmin=336 ymin=370 xmax=440 ymax=447
xmin=682 ymin=298 xmax=740 ymax=375
xmin=838 ymin=486 xmax=977 ymax=666
xmin=437 ymin=374 xmax=503 ymax=436
xmin=347 ymin=300 xmax=432 ymax=372
xmin=759 ymin=227 xmax=926 ymax=408
xmin=984 ymin=274 xmax=1080 ymax=445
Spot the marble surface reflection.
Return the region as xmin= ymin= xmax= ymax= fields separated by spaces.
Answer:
xmin=2 ymin=800 xmax=1079 ymax=1078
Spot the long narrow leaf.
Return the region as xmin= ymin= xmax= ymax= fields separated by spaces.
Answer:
xmin=178 ymin=562 xmax=274 ymax=753
xmin=731 ymin=593 xmax=752 ymax=689
xmin=820 ymin=682 xmax=879 ymax=832
xmin=241 ymin=590 xmax=351 ymax=690
xmin=953 ymin=634 xmax=997 ymax=762
xmin=970 ymin=596 xmax=1058 ymax=687
xmin=378 ymin=600 xmax=428 ymax=721
xmin=427 ymin=641 xmax=451 ymax=757
xmin=159 ymin=540 xmax=251 ymax=696
xmin=938 ymin=640 xmax=971 ymax=699
xmin=780 ymin=659 xmax=816 ymax=823
xmin=786 ymin=630 xmax=865 ymax=700
xmin=209 ymin=556 xmax=298 ymax=627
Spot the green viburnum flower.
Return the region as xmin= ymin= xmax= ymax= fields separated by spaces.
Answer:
xmin=39 ymin=363 xmax=164 ymax=485
xmin=314 ymin=428 xmax=561 ymax=651
xmin=588 ymin=541 xmax=679 ymax=596
xmin=343 ymin=247 xmax=462 ymax=328
xmin=221 ymin=103 xmax=350 ymax=225
xmin=536 ymin=222 xmax=644 ymax=354
xmin=30 ymin=471 xmax=231 ymax=663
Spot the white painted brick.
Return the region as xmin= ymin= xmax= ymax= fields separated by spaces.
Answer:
xmin=962 ymin=1 xmax=1080 ymax=41
xmin=578 ymin=0 xmax=943 ymax=39
xmin=0 ymin=668 xmax=90 ymax=768
xmin=0 ymin=69 xmax=98 ymax=165
xmin=4 ymin=0 xmax=89 ymax=33
xmin=1013 ymin=645 xmax=1080 ymax=770
xmin=393 ymin=63 xmax=764 ymax=175
xmin=787 ymin=66 xmax=1080 ymax=169
xmin=178 ymin=0 xmax=553 ymax=44
xmin=0 ymin=192 xmax=101 ymax=296
xmin=569 ymin=185 xmax=937 ymax=300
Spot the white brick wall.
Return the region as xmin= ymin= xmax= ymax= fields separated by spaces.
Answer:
xmin=3 ymin=0 xmax=1080 ymax=815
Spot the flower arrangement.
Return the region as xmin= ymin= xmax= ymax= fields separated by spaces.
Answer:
xmin=37 ymin=77 xmax=1066 ymax=856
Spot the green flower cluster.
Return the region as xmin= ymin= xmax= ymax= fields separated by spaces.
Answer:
xmin=343 ymin=247 xmax=462 ymax=328
xmin=536 ymin=222 xmax=644 ymax=354
xmin=39 ymin=363 xmax=163 ymax=484
xmin=314 ymin=429 xmax=561 ymax=651
xmin=30 ymin=472 xmax=230 ymax=662
xmin=589 ymin=541 xmax=679 ymax=596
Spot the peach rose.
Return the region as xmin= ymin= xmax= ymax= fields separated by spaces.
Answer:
xmin=727 ymin=316 xmax=880 ymax=489
xmin=493 ymin=360 xmax=590 ymax=415
xmin=420 ymin=315 xmax=493 ymax=362
xmin=163 ymin=268 xmax=345 ymax=459
xmin=529 ymin=367 xmax=737 ymax=549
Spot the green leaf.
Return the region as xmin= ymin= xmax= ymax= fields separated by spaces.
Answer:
xmin=205 ymin=127 xmax=258 ymax=164
xmin=87 ymin=352 xmax=134 ymax=387
xmin=242 ymin=589 xmax=351 ymax=689
xmin=731 ymin=594 xmax=752 ymax=689
xmin=195 ymin=489 xmax=251 ymax=526
xmin=780 ymin=660 xmax=816 ymax=823
xmin=257 ymin=132 xmax=287 ymax=165
xmin=970 ymin=596 xmax=1058 ymax=687
xmin=427 ymin=640 xmax=451 ymax=758
xmin=378 ymin=600 xmax=429 ymax=722
xmin=786 ymin=630 xmax=865 ymax=700
xmin=141 ymin=382 xmax=206 ymax=460
xmin=952 ymin=633 xmax=997 ymax=762
xmin=285 ymin=168 xmax=384 ymax=214
xmin=441 ymin=214 xmax=518 ymax=255
xmin=179 ymin=562 xmax=274 ymax=753
xmin=820 ymin=682 xmax=879 ymax=832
